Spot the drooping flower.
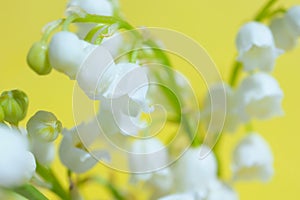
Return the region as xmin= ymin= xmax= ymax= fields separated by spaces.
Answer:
xmin=66 ymin=0 xmax=114 ymax=39
xmin=128 ymin=138 xmax=169 ymax=174
xmin=59 ymin=119 xmax=109 ymax=173
xmin=0 ymin=125 xmax=36 ymax=188
xmin=30 ymin=138 xmax=55 ymax=166
xmin=128 ymin=138 xmax=173 ymax=198
xmin=270 ymin=16 xmax=298 ymax=51
xmin=159 ymin=180 xmax=238 ymax=200
xmin=98 ymin=98 xmax=148 ymax=136
xmin=78 ymin=58 xmax=152 ymax=136
xmin=236 ymin=22 xmax=282 ymax=72
xmin=48 ymin=31 xmax=97 ymax=79
xmin=236 ymin=73 xmax=284 ymax=121
xmin=285 ymin=6 xmax=300 ymax=37
xmin=172 ymin=145 xmax=217 ymax=193
xmin=66 ymin=0 xmax=113 ymax=16
xmin=232 ymin=133 xmax=274 ymax=182
xmin=203 ymin=83 xmax=242 ymax=134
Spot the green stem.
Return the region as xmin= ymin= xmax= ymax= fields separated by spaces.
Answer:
xmin=254 ymin=0 xmax=278 ymax=21
xmin=41 ymin=19 xmax=64 ymax=42
xmin=14 ymin=184 xmax=49 ymax=200
xmin=229 ymin=61 xmax=242 ymax=87
xmin=36 ymin=163 xmax=69 ymax=200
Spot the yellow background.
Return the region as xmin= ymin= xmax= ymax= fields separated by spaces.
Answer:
xmin=1 ymin=0 xmax=300 ymax=199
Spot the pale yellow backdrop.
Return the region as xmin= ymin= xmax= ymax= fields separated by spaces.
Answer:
xmin=0 ymin=0 xmax=299 ymax=199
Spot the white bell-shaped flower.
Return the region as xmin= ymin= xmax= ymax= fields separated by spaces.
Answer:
xmin=77 ymin=46 xmax=150 ymax=102
xmin=98 ymin=97 xmax=148 ymax=136
xmin=286 ymin=6 xmax=300 ymax=37
xmin=59 ymin=119 xmax=109 ymax=173
xmin=203 ymin=83 xmax=242 ymax=133
xmin=0 ymin=126 xmax=36 ymax=188
xmin=128 ymin=138 xmax=169 ymax=174
xmin=206 ymin=180 xmax=238 ymax=200
xmin=66 ymin=0 xmax=113 ymax=16
xmin=128 ymin=138 xmax=173 ymax=197
xmin=270 ymin=16 xmax=298 ymax=51
xmin=236 ymin=73 xmax=284 ymax=121
xmin=48 ymin=31 xmax=97 ymax=79
xmin=159 ymin=180 xmax=237 ymax=200
xmin=30 ymin=139 xmax=55 ymax=166
xmin=236 ymin=22 xmax=282 ymax=72
xmin=172 ymin=145 xmax=217 ymax=193
xmin=232 ymin=133 xmax=274 ymax=182
xmin=66 ymin=0 xmax=114 ymax=38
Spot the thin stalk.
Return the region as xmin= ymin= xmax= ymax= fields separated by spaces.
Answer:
xmin=14 ymin=184 xmax=49 ymax=200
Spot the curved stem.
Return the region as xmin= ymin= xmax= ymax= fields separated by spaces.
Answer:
xmin=14 ymin=184 xmax=48 ymax=200
xmin=41 ymin=19 xmax=64 ymax=42
xmin=254 ymin=0 xmax=278 ymax=21
xmin=229 ymin=61 xmax=242 ymax=87
xmin=36 ymin=163 xmax=69 ymax=200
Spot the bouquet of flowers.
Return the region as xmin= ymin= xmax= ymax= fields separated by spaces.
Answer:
xmin=0 ymin=0 xmax=299 ymax=199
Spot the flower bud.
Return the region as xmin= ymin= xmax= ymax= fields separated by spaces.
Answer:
xmin=27 ymin=111 xmax=62 ymax=142
xmin=0 ymin=90 xmax=28 ymax=125
xmin=27 ymin=41 xmax=52 ymax=75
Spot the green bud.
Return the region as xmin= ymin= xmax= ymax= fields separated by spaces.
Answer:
xmin=27 ymin=41 xmax=52 ymax=75
xmin=0 ymin=106 xmax=4 ymax=122
xmin=27 ymin=111 xmax=62 ymax=142
xmin=0 ymin=90 xmax=28 ymax=125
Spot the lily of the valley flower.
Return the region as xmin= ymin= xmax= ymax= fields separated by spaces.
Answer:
xmin=232 ymin=133 xmax=274 ymax=182
xmin=172 ymin=146 xmax=217 ymax=193
xmin=48 ymin=31 xmax=97 ymax=79
xmin=270 ymin=6 xmax=300 ymax=51
xmin=159 ymin=180 xmax=238 ymax=200
xmin=66 ymin=0 xmax=114 ymax=39
xmin=236 ymin=22 xmax=282 ymax=72
xmin=203 ymin=83 xmax=242 ymax=133
xmin=59 ymin=119 xmax=109 ymax=173
xmin=236 ymin=73 xmax=284 ymax=121
xmin=98 ymin=97 xmax=148 ymax=136
xmin=0 ymin=126 xmax=36 ymax=188
xmin=128 ymin=138 xmax=169 ymax=174
xmin=30 ymin=138 xmax=55 ymax=166
xmin=66 ymin=0 xmax=113 ymax=16
xmin=286 ymin=6 xmax=300 ymax=37
xmin=270 ymin=16 xmax=298 ymax=51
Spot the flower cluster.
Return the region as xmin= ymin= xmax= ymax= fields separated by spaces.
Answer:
xmin=0 ymin=0 xmax=299 ymax=200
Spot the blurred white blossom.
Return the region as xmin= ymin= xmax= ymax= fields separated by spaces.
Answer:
xmin=159 ymin=180 xmax=237 ymax=200
xmin=286 ymin=6 xmax=300 ymax=37
xmin=172 ymin=145 xmax=217 ymax=193
xmin=59 ymin=119 xmax=109 ymax=173
xmin=270 ymin=17 xmax=298 ymax=51
xmin=48 ymin=31 xmax=97 ymax=79
xmin=66 ymin=0 xmax=114 ymax=39
xmin=203 ymin=83 xmax=242 ymax=133
xmin=236 ymin=22 xmax=282 ymax=72
xmin=0 ymin=126 xmax=36 ymax=188
xmin=30 ymin=139 xmax=55 ymax=166
xmin=129 ymin=138 xmax=169 ymax=175
xmin=232 ymin=133 xmax=274 ymax=182
xmin=236 ymin=73 xmax=284 ymax=121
